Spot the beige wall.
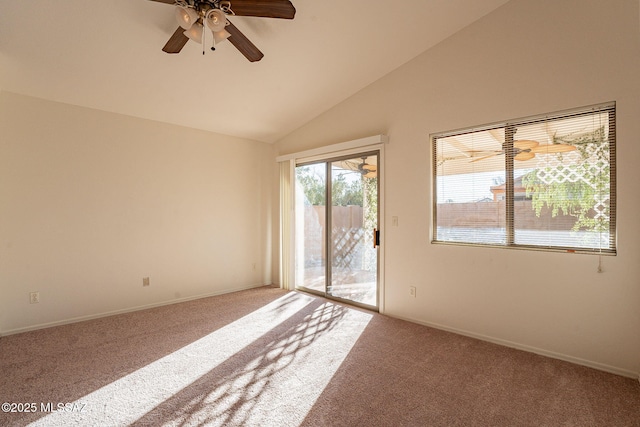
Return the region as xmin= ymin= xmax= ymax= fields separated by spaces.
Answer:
xmin=275 ymin=0 xmax=640 ymax=376
xmin=0 ymin=92 xmax=273 ymax=333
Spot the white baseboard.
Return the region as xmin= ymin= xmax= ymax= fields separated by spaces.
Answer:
xmin=0 ymin=283 xmax=271 ymax=337
xmin=390 ymin=314 xmax=639 ymax=380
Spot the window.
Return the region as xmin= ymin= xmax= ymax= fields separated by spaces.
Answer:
xmin=432 ymin=103 xmax=616 ymax=254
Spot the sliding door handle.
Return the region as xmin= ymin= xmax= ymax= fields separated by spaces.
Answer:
xmin=373 ymin=228 xmax=380 ymax=248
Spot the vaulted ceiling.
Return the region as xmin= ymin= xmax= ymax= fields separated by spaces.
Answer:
xmin=0 ymin=0 xmax=509 ymax=143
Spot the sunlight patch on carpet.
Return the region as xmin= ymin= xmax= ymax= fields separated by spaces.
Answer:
xmin=31 ymin=292 xmax=372 ymax=426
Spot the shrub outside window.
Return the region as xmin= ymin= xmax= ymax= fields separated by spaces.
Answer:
xmin=432 ymin=103 xmax=616 ymax=254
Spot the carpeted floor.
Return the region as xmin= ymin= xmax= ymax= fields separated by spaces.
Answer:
xmin=1 ymin=286 xmax=639 ymax=426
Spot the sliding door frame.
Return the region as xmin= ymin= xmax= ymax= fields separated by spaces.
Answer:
xmin=277 ymin=135 xmax=387 ymax=313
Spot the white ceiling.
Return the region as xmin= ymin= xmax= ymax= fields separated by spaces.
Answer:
xmin=0 ymin=0 xmax=509 ymax=143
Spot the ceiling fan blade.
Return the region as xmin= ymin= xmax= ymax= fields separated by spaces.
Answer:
xmin=531 ymin=144 xmax=577 ymax=154
xmin=470 ymin=153 xmax=500 ymax=163
xmin=515 ymin=151 xmax=536 ymax=161
xmin=228 ymin=0 xmax=296 ymax=19
xmin=147 ymin=0 xmax=176 ymax=4
xmin=514 ymin=140 xmax=539 ymax=150
xmin=465 ymin=149 xmax=501 ymax=153
xmin=226 ymin=21 xmax=264 ymax=62
xmin=162 ymin=27 xmax=189 ymax=53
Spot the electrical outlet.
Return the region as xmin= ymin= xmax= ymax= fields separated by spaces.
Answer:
xmin=143 ymin=277 xmax=150 ymax=287
xmin=409 ymin=286 xmax=416 ymax=298
xmin=29 ymin=292 xmax=40 ymax=304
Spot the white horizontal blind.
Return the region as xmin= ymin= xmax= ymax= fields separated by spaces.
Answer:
xmin=432 ymin=102 xmax=616 ymax=254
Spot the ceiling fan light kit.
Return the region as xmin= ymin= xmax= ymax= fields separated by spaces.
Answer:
xmin=150 ymin=0 xmax=296 ymax=61
xmin=175 ymin=2 xmax=227 ymax=48
xmin=183 ymin=21 xmax=204 ymax=43
xmin=213 ymin=28 xmax=231 ymax=44
xmin=175 ymin=5 xmax=199 ymax=29
xmin=206 ymin=8 xmax=227 ymax=32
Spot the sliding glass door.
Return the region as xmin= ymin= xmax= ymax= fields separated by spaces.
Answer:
xmin=294 ymin=152 xmax=379 ymax=309
xmin=294 ymin=162 xmax=327 ymax=295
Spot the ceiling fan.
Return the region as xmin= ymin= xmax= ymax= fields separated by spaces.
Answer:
xmin=358 ymin=159 xmax=377 ymax=178
xmin=470 ymin=140 xmax=576 ymax=163
xmin=148 ymin=0 xmax=296 ymax=62
xmin=341 ymin=157 xmax=377 ymax=178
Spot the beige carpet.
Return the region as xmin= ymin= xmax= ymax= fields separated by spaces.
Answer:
xmin=1 ymin=286 xmax=639 ymax=426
